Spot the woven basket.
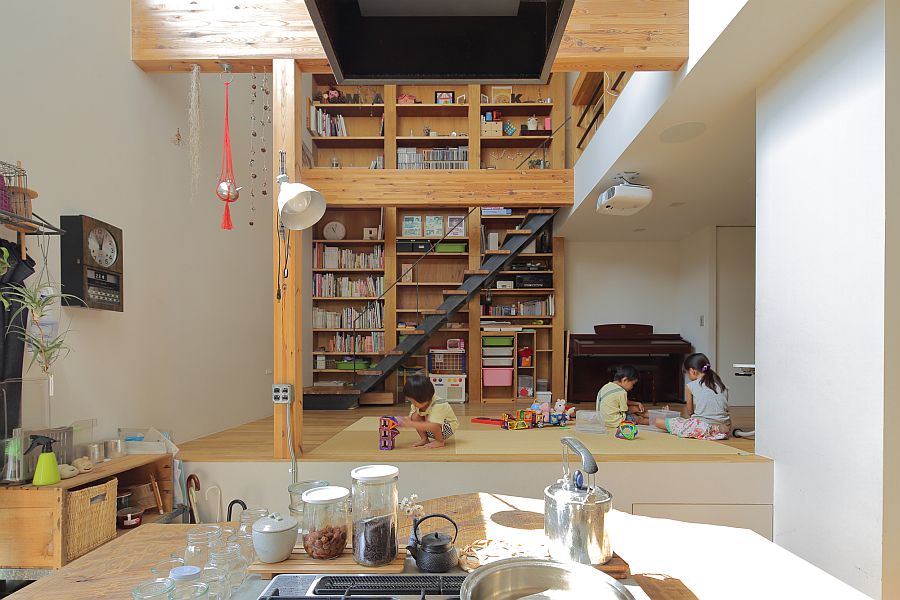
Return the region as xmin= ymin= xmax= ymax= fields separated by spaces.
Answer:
xmin=64 ymin=478 xmax=117 ymax=562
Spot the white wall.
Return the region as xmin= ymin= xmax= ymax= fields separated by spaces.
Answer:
xmin=716 ymin=226 xmax=755 ymax=406
xmin=0 ymin=1 xmax=273 ymax=443
xmin=566 ymin=229 xmax=719 ymax=363
xmin=756 ymin=0 xmax=885 ymax=595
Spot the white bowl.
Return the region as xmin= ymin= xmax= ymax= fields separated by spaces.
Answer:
xmin=252 ymin=513 xmax=299 ymax=563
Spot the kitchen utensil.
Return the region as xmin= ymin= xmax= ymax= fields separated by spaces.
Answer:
xmin=252 ymin=512 xmax=299 ymax=563
xmin=187 ymin=474 xmax=202 ymax=523
xmin=544 ymin=437 xmax=613 ymax=566
xmin=406 ymin=513 xmax=459 ymax=573
xmin=118 ymin=506 xmax=145 ymax=529
xmin=150 ymin=473 xmax=165 ymax=514
xmin=105 ymin=438 xmax=126 ymax=459
xmin=460 ymin=557 xmax=634 ymax=600
xmin=87 ymin=442 xmax=105 ymax=464
xmin=24 ymin=435 xmax=60 ymax=486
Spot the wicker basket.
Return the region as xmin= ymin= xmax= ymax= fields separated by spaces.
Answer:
xmin=64 ymin=478 xmax=117 ymax=562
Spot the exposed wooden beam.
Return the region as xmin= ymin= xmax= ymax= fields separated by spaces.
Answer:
xmin=131 ymin=0 xmax=687 ymax=73
xmin=572 ymin=72 xmax=604 ymax=106
xmin=271 ymin=58 xmax=304 ymax=460
xmin=301 ymin=169 xmax=574 ymax=207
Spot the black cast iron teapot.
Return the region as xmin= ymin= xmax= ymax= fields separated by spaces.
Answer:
xmin=406 ymin=513 xmax=459 ymax=573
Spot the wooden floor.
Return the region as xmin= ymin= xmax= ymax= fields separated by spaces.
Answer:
xmin=177 ymin=403 xmax=756 ymax=462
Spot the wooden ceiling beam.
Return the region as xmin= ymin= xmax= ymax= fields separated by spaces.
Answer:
xmin=131 ymin=0 xmax=687 ymax=73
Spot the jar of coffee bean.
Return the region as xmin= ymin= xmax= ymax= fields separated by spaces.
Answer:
xmin=300 ymin=486 xmax=351 ymax=560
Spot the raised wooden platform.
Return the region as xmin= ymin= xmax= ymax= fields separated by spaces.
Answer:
xmin=177 ymin=404 xmax=756 ymax=463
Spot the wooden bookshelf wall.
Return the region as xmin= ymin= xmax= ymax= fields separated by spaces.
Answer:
xmin=306 ymin=75 xmax=566 ymax=171
xmin=308 ymin=207 xmax=564 ymax=404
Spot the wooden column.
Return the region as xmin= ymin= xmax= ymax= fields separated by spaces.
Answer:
xmin=383 ymin=207 xmax=398 ymax=396
xmin=272 ymin=58 xmax=304 ymax=459
xmin=550 ymin=74 xmax=566 ymax=171
xmin=468 ymin=84 xmax=482 ymax=169
xmin=468 ymin=208 xmax=483 ymax=402
xmin=384 ymin=85 xmax=397 ymax=168
xmin=551 ymin=237 xmax=566 ymax=401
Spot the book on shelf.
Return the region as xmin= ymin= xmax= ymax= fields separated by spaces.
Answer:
xmin=313 ymin=304 xmax=384 ymax=329
xmin=310 ymin=106 xmax=349 ymax=137
xmin=314 ymin=243 xmax=384 ymax=270
xmin=481 ymin=207 xmax=513 ymax=216
xmin=369 ymin=155 xmax=385 ymax=169
xmin=397 ymin=146 xmax=469 ymax=170
xmin=324 ymin=331 xmax=385 ymax=353
xmin=312 ymin=273 xmax=384 ymax=297
xmin=481 ymin=296 xmax=554 ymax=317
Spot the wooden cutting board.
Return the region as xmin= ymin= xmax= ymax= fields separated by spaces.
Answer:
xmin=248 ymin=545 xmax=406 ymax=579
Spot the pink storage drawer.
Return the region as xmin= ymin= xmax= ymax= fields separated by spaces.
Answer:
xmin=483 ymin=368 xmax=514 ymax=386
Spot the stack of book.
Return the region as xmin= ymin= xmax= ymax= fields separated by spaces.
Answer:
xmin=326 ymin=332 xmax=386 ymax=353
xmin=397 ymin=146 xmax=469 ymax=170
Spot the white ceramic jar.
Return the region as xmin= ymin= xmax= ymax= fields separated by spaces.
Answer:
xmin=251 ymin=513 xmax=299 ymax=563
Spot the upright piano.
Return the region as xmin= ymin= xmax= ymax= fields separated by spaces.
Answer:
xmin=567 ymin=324 xmax=693 ymax=405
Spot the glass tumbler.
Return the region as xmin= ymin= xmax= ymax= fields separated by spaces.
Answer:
xmin=184 ymin=525 xmax=225 ymax=568
xmin=300 ymin=486 xmax=351 ymax=560
xmin=151 ymin=557 xmax=185 ymax=578
xmin=351 ymin=465 xmax=399 ymax=566
xmin=172 ymin=582 xmax=209 ymax=600
xmin=132 ymin=578 xmax=175 ymax=600
xmin=200 ymin=565 xmax=231 ymax=600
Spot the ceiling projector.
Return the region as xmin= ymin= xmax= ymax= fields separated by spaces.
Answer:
xmin=596 ymin=183 xmax=653 ymax=216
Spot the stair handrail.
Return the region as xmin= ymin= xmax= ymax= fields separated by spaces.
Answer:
xmin=345 ymin=205 xmax=479 ymax=384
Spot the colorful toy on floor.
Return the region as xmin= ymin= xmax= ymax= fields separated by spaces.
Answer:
xmin=615 ymin=421 xmax=639 ymax=440
xmin=379 ymin=416 xmax=400 ymax=450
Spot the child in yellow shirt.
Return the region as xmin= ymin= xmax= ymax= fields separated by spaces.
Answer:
xmin=597 ymin=365 xmax=649 ymax=430
xmin=398 ymin=375 xmax=460 ymax=449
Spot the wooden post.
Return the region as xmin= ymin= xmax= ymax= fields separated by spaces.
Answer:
xmin=384 ymin=85 xmax=397 ymax=169
xmin=468 ymin=208 xmax=483 ymax=402
xmin=272 ymin=59 xmax=304 ymax=459
xmin=468 ymin=84 xmax=481 ymax=169
xmin=551 ymin=237 xmax=566 ymax=401
xmin=550 ymin=75 xmax=566 ymax=171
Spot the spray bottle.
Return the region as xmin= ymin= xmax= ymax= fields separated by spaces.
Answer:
xmin=24 ymin=435 xmax=60 ymax=486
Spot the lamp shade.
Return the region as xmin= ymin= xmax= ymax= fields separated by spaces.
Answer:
xmin=277 ymin=181 xmax=326 ymax=230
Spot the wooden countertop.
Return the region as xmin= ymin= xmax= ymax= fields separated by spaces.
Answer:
xmin=7 ymin=493 xmax=867 ymax=600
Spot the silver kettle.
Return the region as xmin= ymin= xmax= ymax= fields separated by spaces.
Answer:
xmin=544 ymin=437 xmax=613 ymax=565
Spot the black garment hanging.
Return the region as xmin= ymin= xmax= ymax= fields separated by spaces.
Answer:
xmin=0 ymin=239 xmax=35 ymax=439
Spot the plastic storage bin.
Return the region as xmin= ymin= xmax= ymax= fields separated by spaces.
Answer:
xmin=574 ymin=410 xmax=606 ymax=434
xmin=482 ymin=347 xmax=514 ymax=357
xmin=483 ymin=368 xmax=514 ymax=386
xmin=647 ymin=408 xmax=681 ymax=426
xmin=482 ymin=336 xmax=514 ymax=347
xmin=435 ymin=242 xmax=467 ymax=253
xmin=482 ymin=357 xmax=514 ymax=367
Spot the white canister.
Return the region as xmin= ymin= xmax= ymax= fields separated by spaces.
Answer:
xmin=252 ymin=513 xmax=299 ymax=563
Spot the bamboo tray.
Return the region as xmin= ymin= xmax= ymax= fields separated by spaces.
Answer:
xmin=249 ymin=545 xmax=406 ymax=579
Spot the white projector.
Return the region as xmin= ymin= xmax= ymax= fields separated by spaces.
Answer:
xmin=596 ymin=184 xmax=653 ymax=216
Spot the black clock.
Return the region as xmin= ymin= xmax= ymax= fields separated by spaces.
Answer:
xmin=60 ymin=215 xmax=123 ymax=311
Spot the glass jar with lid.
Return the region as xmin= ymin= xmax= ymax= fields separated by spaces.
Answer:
xmin=184 ymin=525 xmax=225 ymax=568
xmin=206 ymin=542 xmax=247 ymax=591
xmin=288 ymin=480 xmax=329 ymax=538
xmin=350 ymin=465 xmax=399 ymax=566
xmin=132 ymin=578 xmax=175 ymax=600
xmin=300 ymin=486 xmax=350 ymax=560
xmin=234 ymin=507 xmax=269 ymax=565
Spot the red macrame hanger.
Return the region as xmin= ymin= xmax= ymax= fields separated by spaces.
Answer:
xmin=216 ymin=69 xmax=239 ymax=230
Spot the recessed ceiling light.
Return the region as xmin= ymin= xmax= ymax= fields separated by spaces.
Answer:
xmin=668 ymin=201 xmax=686 ymax=207
xmin=659 ymin=122 xmax=707 ymax=143
xmin=633 ymin=228 xmax=647 ymax=233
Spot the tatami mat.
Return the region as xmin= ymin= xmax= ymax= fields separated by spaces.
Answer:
xmin=308 ymin=416 xmax=744 ymax=458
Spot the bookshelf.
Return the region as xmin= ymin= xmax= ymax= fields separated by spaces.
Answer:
xmin=306 ymin=74 xmax=565 ymax=172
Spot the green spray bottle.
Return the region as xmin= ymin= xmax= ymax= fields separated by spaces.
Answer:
xmin=25 ymin=435 xmax=60 ymax=486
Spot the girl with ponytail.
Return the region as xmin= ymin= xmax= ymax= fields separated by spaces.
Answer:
xmin=653 ymin=353 xmax=731 ymax=440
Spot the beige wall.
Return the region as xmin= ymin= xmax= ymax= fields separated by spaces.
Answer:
xmin=0 ymin=1 xmax=273 ymax=444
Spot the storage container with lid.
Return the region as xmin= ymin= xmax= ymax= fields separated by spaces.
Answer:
xmin=184 ymin=525 xmax=225 ymax=568
xmin=288 ymin=479 xmax=330 ymax=538
xmin=169 ymin=566 xmax=209 ymax=599
xmin=350 ymin=465 xmax=399 ymax=566
xmin=300 ymin=486 xmax=350 ymax=560
xmin=252 ymin=512 xmax=299 ymax=563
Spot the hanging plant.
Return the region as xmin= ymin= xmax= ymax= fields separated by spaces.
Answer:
xmin=216 ymin=79 xmax=240 ymax=230
xmin=5 ymin=283 xmax=82 ymax=376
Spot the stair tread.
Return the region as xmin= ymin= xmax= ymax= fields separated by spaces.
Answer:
xmin=443 ymin=290 xmax=468 ymax=295
xmin=399 ymin=329 xmax=426 ymax=335
xmin=527 ymin=209 xmax=555 ymax=214
xmin=485 ymin=249 xmax=512 ymax=255
xmin=506 ymin=229 xmax=532 ymax=234
xmin=358 ymin=370 xmax=383 ymax=375
xmin=465 ymin=269 xmax=489 ymax=275
xmin=303 ymin=386 xmax=361 ymax=395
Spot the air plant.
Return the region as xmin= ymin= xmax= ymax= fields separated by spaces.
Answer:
xmin=400 ymin=493 xmax=425 ymax=521
xmin=4 ymin=283 xmax=83 ymax=376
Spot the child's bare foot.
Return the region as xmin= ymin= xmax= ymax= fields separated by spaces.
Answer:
xmin=423 ymin=440 xmax=445 ymax=449
xmin=411 ymin=439 xmax=428 ymax=447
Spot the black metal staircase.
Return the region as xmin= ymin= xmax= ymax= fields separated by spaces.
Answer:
xmin=304 ymin=209 xmax=557 ymax=409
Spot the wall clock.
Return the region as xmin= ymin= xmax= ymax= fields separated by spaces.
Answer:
xmin=60 ymin=215 xmax=124 ymax=311
xmin=322 ymin=221 xmax=346 ymax=240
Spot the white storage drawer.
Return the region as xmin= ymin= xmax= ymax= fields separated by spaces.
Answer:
xmin=482 ymin=357 xmax=514 ymax=367
xmin=482 ymin=347 xmax=514 ymax=357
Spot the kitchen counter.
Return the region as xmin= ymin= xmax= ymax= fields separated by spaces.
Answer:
xmin=7 ymin=493 xmax=868 ymax=600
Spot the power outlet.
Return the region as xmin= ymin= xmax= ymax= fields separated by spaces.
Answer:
xmin=272 ymin=384 xmax=293 ymax=404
